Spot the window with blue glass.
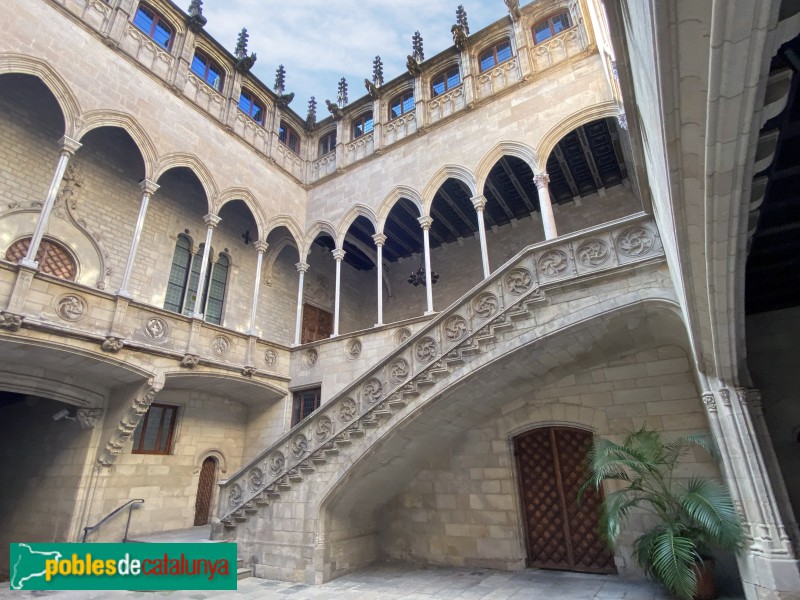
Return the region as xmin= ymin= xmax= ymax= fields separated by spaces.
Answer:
xmin=479 ymin=39 xmax=513 ymax=72
xmin=389 ymin=90 xmax=415 ymax=120
xmin=431 ymin=66 xmax=461 ymax=97
xmin=318 ymin=130 xmax=336 ymax=157
xmin=133 ymin=3 xmax=173 ymax=50
xmin=533 ymin=12 xmax=571 ymax=44
xmin=238 ymin=89 xmax=264 ymax=125
xmin=191 ymin=50 xmax=224 ymax=92
xmin=352 ymin=111 xmax=374 ymax=139
xmin=279 ymin=121 xmax=301 ymax=154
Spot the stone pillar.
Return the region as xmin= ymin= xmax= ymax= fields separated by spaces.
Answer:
xmin=331 ymin=248 xmax=345 ymax=337
xmin=418 ymin=216 xmax=434 ymax=315
xmin=373 ymin=233 xmax=386 ymax=326
xmin=471 ymin=195 xmax=491 ymax=278
xmin=293 ymin=262 xmax=309 ymax=346
xmin=20 ymin=136 xmax=82 ymax=269
xmin=118 ymin=179 xmax=159 ymax=298
xmin=192 ymin=213 xmax=220 ymax=318
xmin=702 ymin=385 xmax=800 ymax=599
xmin=533 ymin=172 xmax=558 ymax=240
xmin=372 ymin=98 xmax=383 ymax=153
xmin=459 ymin=48 xmax=475 ymax=107
xmin=248 ymin=241 xmax=268 ymax=335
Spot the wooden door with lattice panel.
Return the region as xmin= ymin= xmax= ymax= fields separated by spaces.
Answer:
xmin=514 ymin=426 xmax=616 ymax=574
xmin=194 ymin=457 xmax=217 ymax=526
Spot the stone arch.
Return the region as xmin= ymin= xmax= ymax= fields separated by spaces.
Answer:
xmin=336 ymin=204 xmax=378 ymax=248
xmin=473 ymin=27 xmax=519 ymax=67
xmin=263 ymin=233 xmax=300 ymax=287
xmin=215 ymin=188 xmax=267 ymax=241
xmin=0 ymin=53 xmax=81 ymax=137
xmin=376 ymin=186 xmax=424 ymax=233
xmin=421 ymin=165 xmax=478 ymax=215
xmin=266 ymin=215 xmax=303 ymax=248
xmin=302 ymin=220 xmax=337 ymax=257
xmin=74 ymin=110 xmax=159 ymax=179
xmin=535 ymin=101 xmax=619 ymax=172
xmin=154 ymin=153 xmax=218 ymax=211
xmin=194 ymin=448 xmax=228 ymax=475
xmin=474 ymin=141 xmax=539 ymax=195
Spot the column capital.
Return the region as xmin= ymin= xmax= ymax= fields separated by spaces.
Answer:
xmin=533 ymin=172 xmax=550 ymax=189
xmin=203 ymin=213 xmax=221 ymax=228
xmin=418 ymin=215 xmax=433 ymax=230
xmin=332 ymin=248 xmax=346 ymax=261
xmin=372 ymin=233 xmax=387 ymax=246
xmin=139 ymin=179 xmax=160 ymax=195
xmin=470 ymin=195 xmax=487 ymax=211
xmin=253 ymin=240 xmax=269 ymax=253
xmin=58 ymin=136 xmax=82 ymax=156
xmin=296 ymin=261 xmax=310 ymax=273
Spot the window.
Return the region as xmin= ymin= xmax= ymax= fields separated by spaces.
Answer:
xmin=191 ymin=50 xmax=224 ymax=92
xmin=318 ymin=130 xmax=337 ymax=157
xmin=238 ymin=89 xmax=264 ymax=125
xmin=431 ymin=66 xmax=461 ymax=97
xmin=389 ymin=90 xmax=415 ymax=120
xmin=164 ymin=236 xmax=229 ymax=323
xmin=4 ymin=237 xmax=77 ymax=281
xmin=301 ymin=303 xmax=333 ymax=343
xmin=479 ymin=39 xmax=513 ymax=72
xmin=533 ymin=12 xmax=571 ymax=44
xmin=279 ymin=121 xmax=301 ymax=154
xmin=292 ymin=388 xmax=321 ymax=427
xmin=352 ymin=111 xmax=374 ymax=139
xmin=133 ymin=3 xmax=173 ymax=50
xmin=132 ymin=403 xmax=178 ymax=454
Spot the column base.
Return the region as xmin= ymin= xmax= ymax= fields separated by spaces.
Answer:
xmin=18 ymin=258 xmax=38 ymax=270
xmin=374 ymin=323 xmax=383 ymax=328
xmin=192 ymin=312 xmax=204 ymax=321
xmin=424 ymin=310 xmax=436 ymax=316
xmin=117 ymin=289 xmax=132 ymax=299
xmin=740 ymin=552 xmax=800 ymax=599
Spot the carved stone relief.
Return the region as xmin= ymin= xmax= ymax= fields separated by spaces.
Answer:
xmin=537 ymin=249 xmax=569 ymax=277
xmin=291 ymin=435 xmax=308 ymax=459
xmin=443 ymin=315 xmax=468 ymax=341
xmin=389 ymin=359 xmax=410 ymax=384
xmin=363 ymin=378 xmax=383 ymax=404
xmin=101 ymin=336 xmax=124 ymax=353
xmin=211 ymin=335 xmax=232 ymax=357
xmin=315 ymin=415 xmax=333 ymax=441
xmin=227 ymin=483 xmax=243 ymax=508
xmin=415 ymin=337 xmax=437 ymax=362
xmin=264 ymin=349 xmax=278 ymax=367
xmin=0 ymin=312 xmax=23 ymax=332
xmin=247 ymin=468 xmax=264 ymax=492
xmin=77 ymin=408 xmax=104 ymax=430
xmin=339 ymin=397 xmax=357 ymax=422
xmin=504 ymin=268 xmax=533 ymax=294
xmin=269 ymin=452 xmax=285 ymax=476
xmin=472 ymin=292 xmax=499 ymax=319
xmin=576 ymin=239 xmax=610 ymax=267
xmin=616 ymin=226 xmax=655 ymax=257
xmin=395 ymin=327 xmax=412 ymax=344
xmin=345 ymin=338 xmax=362 ymax=360
xmin=55 ymin=294 xmax=87 ymax=321
xmin=303 ymin=349 xmax=318 ymax=368
xmin=181 ymin=354 xmax=200 ymax=368
xmin=143 ymin=317 xmax=169 ymax=341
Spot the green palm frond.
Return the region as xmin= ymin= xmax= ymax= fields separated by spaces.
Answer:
xmin=600 ymin=490 xmax=644 ymax=545
xmin=638 ymin=524 xmax=699 ymax=600
xmin=680 ymin=477 xmax=743 ymax=552
xmin=664 ymin=433 xmax=717 ymax=465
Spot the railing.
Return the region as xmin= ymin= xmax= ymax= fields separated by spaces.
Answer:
xmin=218 ymin=213 xmax=665 ymax=521
xmin=82 ymin=499 xmax=144 ymax=543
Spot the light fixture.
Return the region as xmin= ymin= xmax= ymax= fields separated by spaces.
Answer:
xmin=407 ymin=256 xmax=439 ymax=287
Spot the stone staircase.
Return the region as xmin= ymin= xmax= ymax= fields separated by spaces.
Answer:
xmin=217 ymin=213 xmax=664 ymax=534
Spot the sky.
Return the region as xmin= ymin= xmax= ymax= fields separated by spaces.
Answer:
xmin=176 ymin=0 xmax=508 ymax=117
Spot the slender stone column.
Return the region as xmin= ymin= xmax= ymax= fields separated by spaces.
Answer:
xmin=192 ymin=213 xmax=221 ymax=318
xmin=418 ymin=216 xmax=434 ymax=315
xmin=118 ymin=179 xmax=160 ymax=297
xmin=293 ymin=261 xmax=309 ymax=346
xmin=20 ymin=136 xmax=83 ymax=269
xmin=471 ymin=195 xmax=491 ymax=278
xmin=331 ymin=248 xmax=345 ymax=337
xmin=248 ymin=241 xmax=269 ymax=335
xmin=373 ymin=233 xmax=386 ymax=326
xmin=533 ymin=172 xmax=558 ymax=240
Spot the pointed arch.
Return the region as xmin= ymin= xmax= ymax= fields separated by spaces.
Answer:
xmin=421 ymin=165 xmax=478 ymax=214
xmin=266 ymin=214 xmax=303 ymax=248
xmin=336 ymin=204 xmax=378 ymax=247
xmin=302 ymin=220 xmax=337 ymax=257
xmin=74 ymin=110 xmax=159 ymax=179
xmin=474 ymin=141 xmax=539 ymax=195
xmin=154 ymin=153 xmax=219 ymax=212
xmin=0 ymin=53 xmax=81 ymax=137
xmin=263 ymin=232 xmax=300 ymax=287
xmin=535 ymin=101 xmax=618 ymax=171
xmin=215 ymin=187 xmax=267 ymax=241
xmin=377 ymin=185 xmax=424 ymax=233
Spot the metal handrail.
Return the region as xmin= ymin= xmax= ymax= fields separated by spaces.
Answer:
xmin=82 ymin=499 xmax=144 ymax=543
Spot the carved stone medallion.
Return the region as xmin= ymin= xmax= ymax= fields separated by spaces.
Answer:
xmin=303 ymin=348 xmax=318 ymax=368
xmin=389 ymin=359 xmax=410 ymax=384
xmin=395 ymin=327 xmax=412 ymax=344
xmin=504 ymin=268 xmax=533 ymax=294
xmin=227 ymin=483 xmax=243 ymax=508
xmin=415 ymin=337 xmax=437 ymax=362
xmin=55 ymin=294 xmax=87 ymax=321
xmin=315 ymin=415 xmax=333 ymax=441
xmin=345 ymin=338 xmax=362 ymax=360
xmin=264 ymin=349 xmax=278 ymax=367
xmin=443 ymin=315 xmax=468 ymax=341
xmin=472 ymin=292 xmax=499 ymax=319
xmin=291 ymin=434 xmax=308 ymax=459
xmin=211 ymin=335 xmax=232 ymax=357
xmin=268 ymin=452 xmax=285 ymax=476
xmin=537 ymin=249 xmax=569 ymax=277
xmin=144 ymin=316 xmax=169 ymax=341
xmin=576 ymin=239 xmax=610 ymax=267
xmin=339 ymin=397 xmax=357 ymax=422
xmin=363 ymin=378 xmax=383 ymax=404
xmin=247 ymin=467 xmax=264 ymax=492
xmin=616 ymin=226 xmax=655 ymax=257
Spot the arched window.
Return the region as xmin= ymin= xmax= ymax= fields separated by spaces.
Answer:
xmin=191 ymin=49 xmax=224 ymax=92
xmin=164 ymin=237 xmax=229 ymax=323
xmin=318 ymin=130 xmax=337 ymax=157
xmin=479 ymin=38 xmax=513 ymax=72
xmin=431 ymin=66 xmax=461 ymax=97
xmin=204 ymin=254 xmax=229 ymax=325
xmin=133 ymin=3 xmax=174 ymax=50
xmin=279 ymin=121 xmax=301 ymax=154
xmin=389 ymin=90 xmax=415 ymax=120
xmin=4 ymin=237 xmax=77 ymax=281
xmin=352 ymin=111 xmax=374 ymax=139
xmin=532 ymin=12 xmax=571 ymax=44
xmin=238 ymin=89 xmax=265 ymax=125
xmin=164 ymin=235 xmax=192 ymax=313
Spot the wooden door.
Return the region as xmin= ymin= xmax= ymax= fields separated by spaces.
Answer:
xmin=514 ymin=427 xmax=616 ymax=574
xmin=193 ymin=457 xmax=217 ymax=526
xmin=301 ymin=303 xmax=333 ymax=343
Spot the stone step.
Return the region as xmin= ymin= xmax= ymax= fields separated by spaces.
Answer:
xmin=237 ymin=567 xmax=252 ymax=580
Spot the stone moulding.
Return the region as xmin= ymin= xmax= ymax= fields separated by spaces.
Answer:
xmin=217 ymin=213 xmax=665 ymax=523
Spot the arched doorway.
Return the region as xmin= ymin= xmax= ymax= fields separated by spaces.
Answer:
xmin=513 ymin=426 xmax=616 ymax=574
xmin=193 ymin=457 xmax=217 ymax=526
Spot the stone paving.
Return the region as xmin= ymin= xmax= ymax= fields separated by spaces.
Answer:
xmin=0 ymin=563 xmax=744 ymax=599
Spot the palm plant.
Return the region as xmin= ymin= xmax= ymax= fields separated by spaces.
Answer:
xmin=581 ymin=427 xmax=743 ymax=600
